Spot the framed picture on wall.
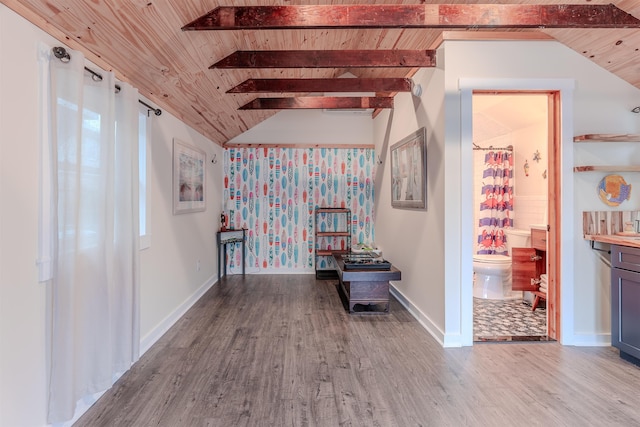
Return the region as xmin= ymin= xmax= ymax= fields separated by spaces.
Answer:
xmin=173 ymin=138 xmax=206 ymax=214
xmin=390 ymin=127 xmax=427 ymax=209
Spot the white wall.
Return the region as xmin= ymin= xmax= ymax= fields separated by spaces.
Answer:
xmin=373 ymin=60 xmax=449 ymax=344
xmin=573 ymin=140 xmax=640 ymax=342
xmin=374 ymin=37 xmax=640 ymax=347
xmin=228 ymin=109 xmax=373 ymax=145
xmin=0 ymin=6 xmax=222 ymax=426
xmin=0 ymin=6 xmax=49 ymax=426
xmin=511 ymin=121 xmax=549 ymax=229
xmin=139 ymin=108 xmax=222 ymax=350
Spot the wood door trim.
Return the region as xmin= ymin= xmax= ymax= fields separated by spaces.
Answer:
xmin=548 ymin=91 xmax=562 ymax=341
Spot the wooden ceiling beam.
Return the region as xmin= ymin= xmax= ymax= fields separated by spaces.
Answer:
xmin=183 ymin=4 xmax=640 ymax=30
xmin=212 ymin=50 xmax=436 ymax=69
xmin=238 ymin=96 xmax=394 ymax=110
xmin=227 ymin=78 xmax=413 ymax=93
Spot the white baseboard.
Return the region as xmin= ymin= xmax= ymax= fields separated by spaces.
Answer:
xmin=389 ymin=285 xmax=616 ymax=348
xmin=569 ymin=333 xmax=611 ymax=347
xmin=224 ymin=266 xmax=315 ymax=275
xmin=139 ymin=274 xmax=217 ymax=355
xmin=389 ymin=284 xmax=461 ymax=347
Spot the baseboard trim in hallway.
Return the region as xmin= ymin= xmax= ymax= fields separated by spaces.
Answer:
xmin=140 ymin=274 xmax=216 ymax=355
xmin=389 ymin=283 xmax=450 ymax=347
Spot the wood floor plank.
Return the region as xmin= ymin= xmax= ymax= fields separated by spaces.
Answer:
xmin=74 ymin=274 xmax=640 ymax=426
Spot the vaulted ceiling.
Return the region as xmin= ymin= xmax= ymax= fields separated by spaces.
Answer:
xmin=4 ymin=0 xmax=640 ymax=146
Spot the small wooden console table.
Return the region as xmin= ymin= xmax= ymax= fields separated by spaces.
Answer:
xmin=216 ymin=229 xmax=246 ymax=279
xmin=333 ymin=254 xmax=401 ymax=314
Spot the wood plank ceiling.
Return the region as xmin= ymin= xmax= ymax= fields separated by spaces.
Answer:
xmin=4 ymin=0 xmax=640 ymax=146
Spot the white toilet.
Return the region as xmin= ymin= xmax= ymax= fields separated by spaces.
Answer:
xmin=473 ymin=228 xmax=531 ymax=300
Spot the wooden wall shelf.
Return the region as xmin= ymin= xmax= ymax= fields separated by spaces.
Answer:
xmin=574 ymin=134 xmax=640 ymax=142
xmin=574 ymin=134 xmax=640 ymax=172
xmin=574 ymin=165 xmax=640 ymax=173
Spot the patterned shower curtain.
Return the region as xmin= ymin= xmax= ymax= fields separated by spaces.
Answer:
xmin=475 ymin=149 xmax=514 ymax=255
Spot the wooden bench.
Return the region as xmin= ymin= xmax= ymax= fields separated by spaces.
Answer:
xmin=333 ymin=254 xmax=401 ymax=314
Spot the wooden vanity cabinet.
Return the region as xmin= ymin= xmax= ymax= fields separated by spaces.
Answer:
xmin=511 ymin=248 xmax=544 ymax=292
xmin=531 ymin=228 xmax=547 ymax=251
xmin=611 ymin=244 xmax=640 ymax=364
xmin=512 ymin=228 xmax=547 ymax=311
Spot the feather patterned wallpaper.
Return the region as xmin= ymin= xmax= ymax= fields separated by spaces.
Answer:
xmin=223 ymin=147 xmax=376 ymax=272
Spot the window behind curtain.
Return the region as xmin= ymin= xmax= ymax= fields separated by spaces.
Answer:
xmin=56 ymin=97 xmax=103 ymax=252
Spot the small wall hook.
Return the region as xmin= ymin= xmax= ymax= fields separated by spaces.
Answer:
xmin=211 ymin=154 xmax=218 ymax=164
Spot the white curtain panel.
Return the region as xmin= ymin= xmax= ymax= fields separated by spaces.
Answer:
xmin=37 ymin=44 xmax=54 ymax=282
xmin=43 ymin=47 xmax=140 ymax=423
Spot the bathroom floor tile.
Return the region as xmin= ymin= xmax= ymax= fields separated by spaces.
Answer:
xmin=473 ymin=297 xmax=547 ymax=341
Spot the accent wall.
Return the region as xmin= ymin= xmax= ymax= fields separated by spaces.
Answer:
xmin=223 ymin=147 xmax=376 ymax=272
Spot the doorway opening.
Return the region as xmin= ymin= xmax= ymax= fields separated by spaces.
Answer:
xmin=471 ymin=91 xmax=560 ymax=342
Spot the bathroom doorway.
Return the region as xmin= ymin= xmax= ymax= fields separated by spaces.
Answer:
xmin=471 ymin=91 xmax=559 ymax=342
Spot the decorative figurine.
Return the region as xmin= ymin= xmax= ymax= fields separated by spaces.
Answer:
xmin=533 ymin=150 xmax=542 ymax=163
xmin=524 ymin=160 xmax=530 ymax=177
xmin=542 ymin=169 xmax=547 ymax=179
xmin=220 ymin=212 xmax=227 ymax=231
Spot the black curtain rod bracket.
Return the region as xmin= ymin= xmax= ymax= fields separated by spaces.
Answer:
xmin=52 ymin=46 xmax=161 ymax=116
xmin=139 ymin=100 xmax=162 ymax=116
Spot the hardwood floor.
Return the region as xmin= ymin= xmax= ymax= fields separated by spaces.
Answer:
xmin=75 ymin=274 xmax=640 ymax=426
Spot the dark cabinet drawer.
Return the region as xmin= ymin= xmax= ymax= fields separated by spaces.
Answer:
xmin=612 ymin=244 xmax=640 ymax=271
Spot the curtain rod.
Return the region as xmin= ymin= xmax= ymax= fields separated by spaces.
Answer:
xmin=473 ymin=143 xmax=513 ymax=151
xmin=52 ymin=46 xmax=162 ymax=116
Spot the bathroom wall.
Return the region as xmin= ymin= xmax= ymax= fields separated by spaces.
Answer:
xmin=473 ymin=96 xmax=549 ymax=233
xmin=512 ymin=119 xmax=548 ymax=229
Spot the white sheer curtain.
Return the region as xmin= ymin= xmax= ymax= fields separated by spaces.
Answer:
xmin=41 ymin=46 xmax=140 ymax=423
